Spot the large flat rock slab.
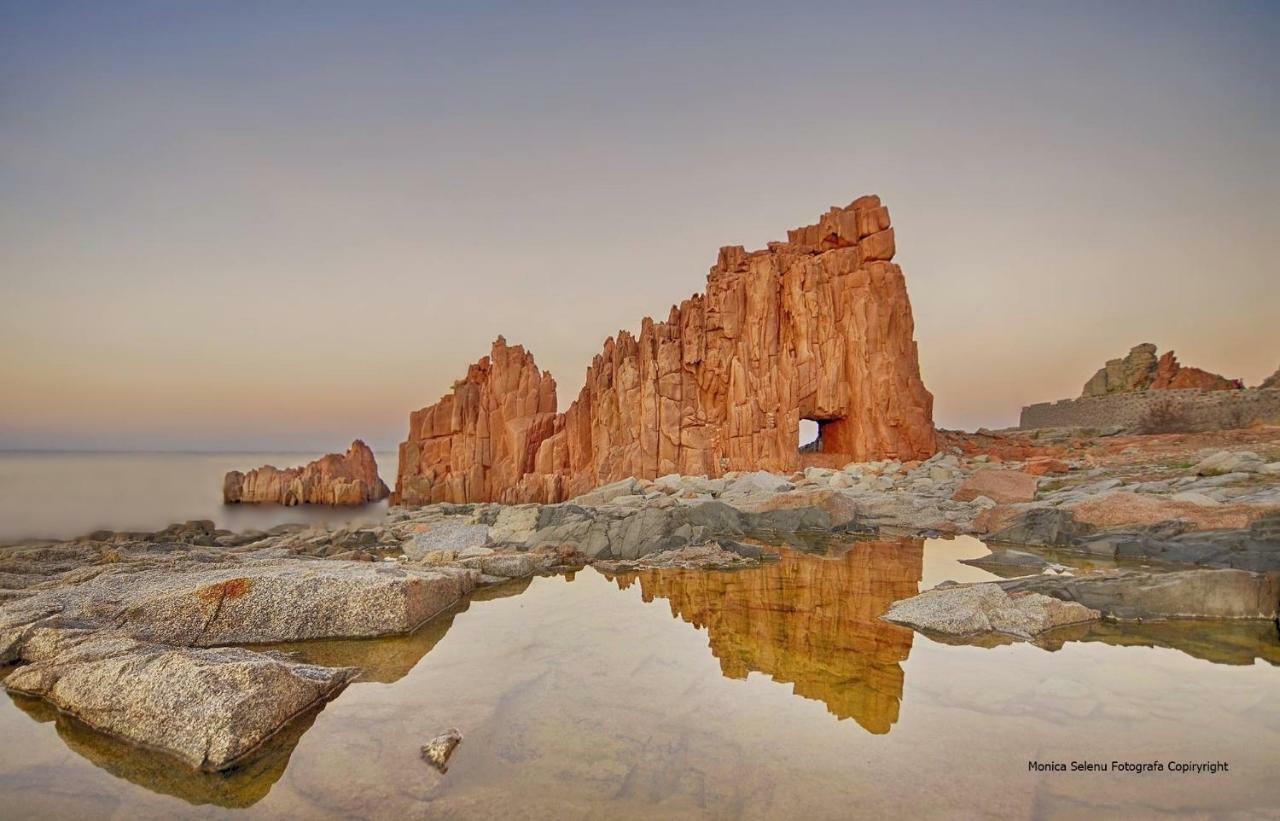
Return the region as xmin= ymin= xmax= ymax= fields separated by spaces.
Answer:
xmin=2 ymin=559 xmax=478 ymax=647
xmin=999 ymin=569 xmax=1280 ymax=620
xmin=5 ymin=633 xmax=356 ymax=771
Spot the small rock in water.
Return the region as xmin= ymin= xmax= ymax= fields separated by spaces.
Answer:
xmin=421 ymin=728 xmax=463 ymax=773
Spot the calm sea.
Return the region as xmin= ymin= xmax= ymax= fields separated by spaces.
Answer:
xmin=0 ymin=451 xmax=398 ymax=543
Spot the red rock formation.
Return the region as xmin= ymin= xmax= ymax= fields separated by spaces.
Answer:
xmin=1151 ymin=350 xmax=1238 ymax=392
xmin=395 ymin=196 xmax=936 ymax=505
xmin=224 ymin=440 xmax=390 ymax=506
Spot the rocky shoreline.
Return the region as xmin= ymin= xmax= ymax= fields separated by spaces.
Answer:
xmin=3 ymin=427 xmax=1279 ymax=776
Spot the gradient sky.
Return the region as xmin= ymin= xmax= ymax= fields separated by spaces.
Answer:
xmin=2 ymin=1 xmax=1277 ymax=451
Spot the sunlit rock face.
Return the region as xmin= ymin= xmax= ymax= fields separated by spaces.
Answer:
xmin=394 ymin=196 xmax=936 ymax=505
xmin=613 ymin=539 xmax=923 ymax=734
xmin=223 ymin=440 xmax=390 ymax=506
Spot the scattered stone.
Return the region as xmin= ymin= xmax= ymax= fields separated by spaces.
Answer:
xmin=420 ymin=728 xmax=463 ymax=773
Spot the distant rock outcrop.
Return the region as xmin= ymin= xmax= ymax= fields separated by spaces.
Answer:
xmin=1082 ymin=343 xmax=1237 ymax=397
xmin=223 ymin=440 xmax=389 ymax=506
xmin=394 ymin=196 xmax=937 ymax=505
xmin=1260 ymin=366 xmax=1280 ymax=391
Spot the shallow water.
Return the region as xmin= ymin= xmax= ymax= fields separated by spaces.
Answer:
xmin=0 ymin=451 xmax=397 ymax=542
xmin=2 ymin=537 xmax=1278 ymax=819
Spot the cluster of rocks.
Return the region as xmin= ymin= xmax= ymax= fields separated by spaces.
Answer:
xmin=0 ymin=530 xmax=495 ymax=772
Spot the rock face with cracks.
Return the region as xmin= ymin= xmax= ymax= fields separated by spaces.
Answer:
xmin=394 ymin=196 xmax=936 ymax=504
xmin=224 ymin=440 xmax=390 ymax=506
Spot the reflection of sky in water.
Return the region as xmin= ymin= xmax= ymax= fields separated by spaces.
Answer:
xmin=2 ymin=542 xmax=1278 ymax=818
xmin=0 ymin=452 xmax=396 ymax=542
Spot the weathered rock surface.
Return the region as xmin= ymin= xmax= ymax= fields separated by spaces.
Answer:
xmin=1193 ymin=450 xmax=1265 ymax=476
xmin=882 ymin=583 xmax=1099 ymax=639
xmin=224 ymin=440 xmax=390 ymax=506
xmin=5 ymin=633 xmax=356 ymax=771
xmin=1066 ymin=492 xmax=1261 ymax=531
xmin=1082 ymin=343 xmax=1236 ymax=397
xmin=999 ymin=569 xmax=1280 ymax=620
xmin=3 ymin=558 xmax=477 ymax=648
xmin=394 ymin=196 xmax=936 ymax=505
xmin=403 ymin=523 xmax=490 ymax=561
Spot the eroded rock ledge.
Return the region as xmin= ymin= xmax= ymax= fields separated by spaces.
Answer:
xmin=394 ymin=195 xmax=936 ymax=505
xmin=224 ymin=440 xmax=390 ymax=506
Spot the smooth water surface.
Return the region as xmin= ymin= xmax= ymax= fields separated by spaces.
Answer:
xmin=0 ymin=451 xmax=397 ymax=542
xmin=2 ymin=537 xmax=1277 ymax=819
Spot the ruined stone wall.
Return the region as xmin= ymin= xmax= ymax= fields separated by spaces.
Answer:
xmin=1020 ymin=388 xmax=1280 ymax=431
xmin=395 ymin=196 xmax=937 ymax=505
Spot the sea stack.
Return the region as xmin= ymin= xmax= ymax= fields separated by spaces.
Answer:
xmin=394 ymin=195 xmax=936 ymax=505
xmin=224 ymin=440 xmax=390 ymax=506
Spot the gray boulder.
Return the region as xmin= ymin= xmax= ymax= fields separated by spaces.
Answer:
xmin=1194 ymin=451 xmax=1264 ymax=476
xmin=5 ymin=633 xmax=356 ymax=771
xmin=882 ymin=583 xmax=1099 ymax=639
xmin=988 ymin=508 xmax=1093 ymax=547
xmin=486 ymin=505 xmax=540 ymax=545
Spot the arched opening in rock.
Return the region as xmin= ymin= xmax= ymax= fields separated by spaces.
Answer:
xmin=799 ymin=419 xmax=822 ymax=453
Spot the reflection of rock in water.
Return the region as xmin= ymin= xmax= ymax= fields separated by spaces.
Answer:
xmin=1042 ymin=619 xmax=1280 ymax=667
xmin=7 ymin=691 xmax=313 ymax=808
xmin=615 ymin=539 xmax=923 ymax=733
xmin=257 ymin=577 xmax=532 ymax=683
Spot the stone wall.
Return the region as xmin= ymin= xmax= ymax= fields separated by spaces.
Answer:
xmin=1020 ymin=388 xmax=1280 ymax=431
